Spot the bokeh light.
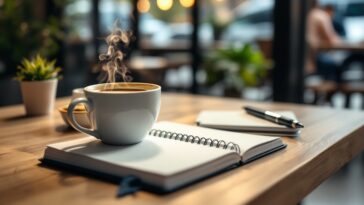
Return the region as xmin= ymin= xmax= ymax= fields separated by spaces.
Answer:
xmin=179 ymin=0 xmax=194 ymax=8
xmin=137 ymin=0 xmax=150 ymax=13
xmin=157 ymin=0 xmax=173 ymax=11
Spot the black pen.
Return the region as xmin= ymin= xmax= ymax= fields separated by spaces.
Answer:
xmin=243 ymin=106 xmax=304 ymax=128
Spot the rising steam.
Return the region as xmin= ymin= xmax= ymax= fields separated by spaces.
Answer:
xmin=99 ymin=28 xmax=133 ymax=83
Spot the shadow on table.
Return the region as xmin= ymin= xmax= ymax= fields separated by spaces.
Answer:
xmin=2 ymin=114 xmax=39 ymax=122
xmin=55 ymin=124 xmax=77 ymax=134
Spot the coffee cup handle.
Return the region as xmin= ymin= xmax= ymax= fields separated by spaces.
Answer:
xmin=67 ymin=97 xmax=99 ymax=139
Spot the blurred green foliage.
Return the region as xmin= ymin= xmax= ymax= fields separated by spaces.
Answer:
xmin=205 ymin=44 xmax=271 ymax=90
xmin=0 ymin=0 xmax=64 ymax=75
xmin=16 ymin=55 xmax=62 ymax=81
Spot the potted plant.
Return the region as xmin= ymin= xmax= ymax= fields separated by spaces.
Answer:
xmin=16 ymin=55 xmax=61 ymax=115
xmin=204 ymin=44 xmax=271 ymax=97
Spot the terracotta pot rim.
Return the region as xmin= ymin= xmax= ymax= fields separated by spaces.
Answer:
xmin=20 ymin=79 xmax=58 ymax=83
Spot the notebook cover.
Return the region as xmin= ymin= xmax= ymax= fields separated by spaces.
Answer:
xmin=40 ymin=157 xmax=239 ymax=194
xmin=40 ymin=143 xmax=286 ymax=196
xmin=196 ymin=111 xmax=300 ymax=134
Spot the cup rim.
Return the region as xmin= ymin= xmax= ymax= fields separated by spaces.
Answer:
xmin=84 ymin=82 xmax=161 ymax=94
xmin=72 ymin=88 xmax=84 ymax=94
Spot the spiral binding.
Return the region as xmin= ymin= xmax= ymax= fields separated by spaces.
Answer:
xmin=149 ymin=129 xmax=241 ymax=155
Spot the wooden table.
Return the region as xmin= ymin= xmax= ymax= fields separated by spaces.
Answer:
xmin=1 ymin=93 xmax=364 ymax=205
xmin=306 ymin=80 xmax=364 ymax=108
xmin=307 ymin=44 xmax=364 ymax=107
xmin=318 ymin=44 xmax=364 ymax=52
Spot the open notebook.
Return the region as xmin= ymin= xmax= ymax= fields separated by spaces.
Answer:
xmin=197 ymin=111 xmax=301 ymax=136
xmin=43 ymin=122 xmax=286 ymax=192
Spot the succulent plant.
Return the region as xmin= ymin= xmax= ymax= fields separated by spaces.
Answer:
xmin=15 ymin=55 xmax=62 ymax=81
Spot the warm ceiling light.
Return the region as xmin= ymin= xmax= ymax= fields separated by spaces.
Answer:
xmin=137 ymin=0 xmax=150 ymax=13
xmin=157 ymin=0 xmax=173 ymax=11
xmin=180 ymin=0 xmax=194 ymax=8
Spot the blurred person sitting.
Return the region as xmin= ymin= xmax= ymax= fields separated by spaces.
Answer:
xmin=323 ymin=4 xmax=346 ymax=38
xmin=306 ymin=1 xmax=343 ymax=81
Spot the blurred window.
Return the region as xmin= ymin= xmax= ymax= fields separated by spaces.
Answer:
xmin=345 ymin=2 xmax=364 ymax=17
xmin=99 ymin=0 xmax=132 ymax=34
xmin=237 ymin=9 xmax=273 ymax=24
xmin=64 ymin=0 xmax=92 ymax=41
xmin=138 ymin=0 xmax=192 ymax=46
xmin=220 ymin=0 xmax=274 ymax=45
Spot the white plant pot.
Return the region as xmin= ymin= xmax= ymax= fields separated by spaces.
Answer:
xmin=20 ymin=79 xmax=58 ymax=116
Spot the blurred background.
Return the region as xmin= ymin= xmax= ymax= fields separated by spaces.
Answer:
xmin=1 ymin=0 xmax=364 ymax=108
xmin=0 ymin=0 xmax=364 ymax=203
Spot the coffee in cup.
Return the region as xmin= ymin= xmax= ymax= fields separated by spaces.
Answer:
xmin=67 ymin=82 xmax=161 ymax=145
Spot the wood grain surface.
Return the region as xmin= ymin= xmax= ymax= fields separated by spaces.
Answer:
xmin=318 ymin=44 xmax=364 ymax=52
xmin=0 ymin=93 xmax=363 ymax=205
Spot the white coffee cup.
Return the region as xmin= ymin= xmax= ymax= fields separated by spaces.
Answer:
xmin=67 ymin=82 xmax=161 ymax=145
xmin=71 ymin=88 xmax=85 ymax=100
